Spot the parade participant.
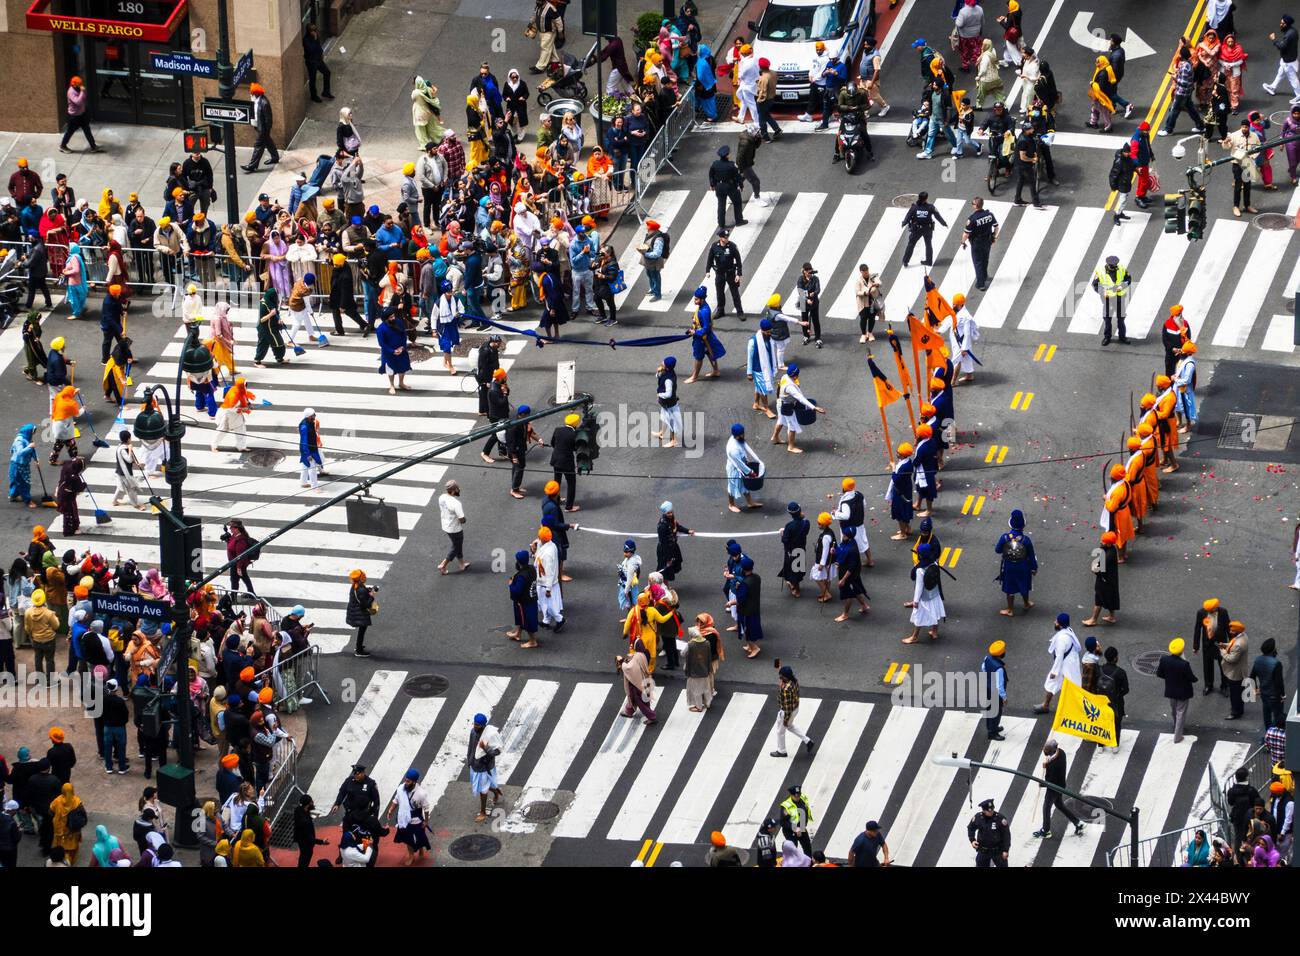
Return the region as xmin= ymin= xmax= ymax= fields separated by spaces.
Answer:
xmin=770 ymin=364 xmax=823 ymax=453
xmin=728 ymin=556 xmax=764 ymax=656
xmin=210 ymin=377 xmax=255 ymax=454
xmin=684 ymin=286 xmax=724 ymax=384
xmin=468 ymin=714 xmax=504 ymax=823
xmin=761 ymin=294 xmax=809 ymax=371
xmin=207 ymin=303 xmax=236 ymax=379
xmin=1155 ymin=375 xmax=1180 ymax=473
xmin=541 ymin=482 xmax=577 ymax=581
xmin=111 ymin=430 xmax=145 ymax=511
xmin=60 ymin=242 xmax=88 ymax=321
xmin=725 ymin=424 xmax=763 ymax=513
xmin=928 ymin=376 xmax=954 ymax=468
xmin=969 ymin=798 xmax=1011 ymax=867
xmin=48 ymin=386 xmax=81 ymax=465
xmin=1156 ymin=638 xmax=1197 ymax=743
xmin=1122 ymin=436 xmax=1149 ymax=532
xmin=832 ymin=476 xmax=872 ymax=566
xmin=44 ymin=336 xmax=72 ymax=411
xmin=9 ymin=424 xmax=37 ymax=508
xmin=1033 ymin=739 xmax=1084 ymax=839
xmin=376 ymin=308 xmax=411 ymax=395
xmin=253 ymin=281 xmax=287 ymax=367
xmin=435 ymin=280 xmax=462 ymax=375
xmin=623 ymin=592 xmax=672 ymax=674
xmin=22 ymin=312 xmax=46 ymax=384
xmin=1100 ymin=464 xmax=1134 ymax=563
xmin=54 ymin=457 xmax=86 ymax=536
xmin=506 ymin=549 xmax=539 ymax=648
xmin=912 ymin=423 xmax=939 ymax=517
xmin=903 ymin=543 xmax=944 ymax=642
xmin=833 ymin=526 xmax=871 ymax=624
xmin=982 ymin=641 xmax=1008 ymax=740
xmin=747 ymin=319 xmax=778 ymax=418
xmin=914 ymin=515 xmax=941 ymax=566
xmin=778 ymin=502 xmax=810 ymax=598
xmin=886 ymin=442 xmax=915 ymax=539
xmin=548 ymin=415 xmax=580 ymax=512
xmin=1161 ymin=304 xmax=1192 ymax=377
xmin=655 ymin=501 xmax=693 ymax=582
xmin=810 ymin=512 xmax=838 ymax=604
xmin=1173 ymin=341 xmax=1198 ymax=432
xmin=505 ymin=405 xmax=545 ymax=498
xmin=616 ymin=639 xmax=657 ymax=726
xmin=1034 ymin=614 xmax=1081 ymax=714
xmin=1220 ymin=620 xmax=1249 ymax=720
xmin=186 ymin=335 xmax=217 ymax=417
xmin=769 ymin=665 xmax=815 ymax=757
xmin=1091 ymin=255 xmax=1131 ymax=346
xmin=1193 ymin=597 xmax=1230 ymax=697
xmin=1082 ymin=531 xmax=1120 ymax=626
xmin=705 ymin=228 xmax=743 ymax=317
xmin=653 ymin=356 xmax=682 ymax=447
xmin=535 ymin=525 xmax=565 ymax=633
xmin=995 ymin=509 xmax=1037 ymax=615
xmin=1137 ymin=419 xmax=1160 ymax=512
xmin=617 ymin=539 xmax=642 ymax=612
xmin=950 ymin=293 xmax=980 ymax=382
xmin=299 ymin=409 xmax=323 ymax=490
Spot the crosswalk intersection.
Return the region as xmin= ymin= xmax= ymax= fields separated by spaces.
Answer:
xmin=618 ymin=185 xmax=1300 ymax=357
xmin=303 ymin=667 xmax=1258 ymax=866
xmin=73 ymin=308 xmax=529 ymax=652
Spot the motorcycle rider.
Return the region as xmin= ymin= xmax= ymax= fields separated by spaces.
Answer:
xmin=833 ymin=78 xmax=873 ymax=164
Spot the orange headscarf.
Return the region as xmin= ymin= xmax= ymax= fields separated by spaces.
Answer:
xmin=219 ymin=378 xmax=254 ymax=410
xmin=52 ymin=386 xmax=80 ymax=422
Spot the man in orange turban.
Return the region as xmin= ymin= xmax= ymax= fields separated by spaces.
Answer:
xmin=1083 ymin=531 xmax=1121 ymax=626
xmin=240 ymin=82 xmax=280 ymax=172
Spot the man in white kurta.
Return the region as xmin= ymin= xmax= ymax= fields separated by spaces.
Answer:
xmin=536 ymin=536 xmax=564 ymax=630
xmin=834 ymin=480 xmax=871 ymax=560
xmin=1036 ymin=614 xmax=1082 ymax=713
xmin=736 ymin=52 xmax=760 ymax=126
xmin=950 ymin=294 xmax=981 ymax=381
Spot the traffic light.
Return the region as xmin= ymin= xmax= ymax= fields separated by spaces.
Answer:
xmin=1187 ymin=193 xmax=1207 ymax=241
xmin=183 ymin=125 xmax=211 ymax=153
xmin=574 ymin=410 xmax=601 ymax=475
xmin=1162 ymin=192 xmax=1186 ymax=235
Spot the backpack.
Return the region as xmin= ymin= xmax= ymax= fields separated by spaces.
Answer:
xmin=66 ymin=804 xmax=88 ymax=832
xmin=242 ymin=536 xmax=261 ymax=564
xmin=1096 ymin=667 xmax=1116 ymax=698
xmin=923 ymin=564 xmax=941 ymax=590
xmin=1003 ymin=534 xmax=1027 ymax=563
xmin=658 ymin=231 xmax=672 ymax=260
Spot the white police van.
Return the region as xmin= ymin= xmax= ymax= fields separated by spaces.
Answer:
xmin=749 ymin=0 xmax=874 ymax=103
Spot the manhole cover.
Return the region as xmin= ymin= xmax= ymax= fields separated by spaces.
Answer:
xmin=245 ymin=449 xmax=285 ymax=467
xmin=402 ymin=673 xmax=450 ymax=698
xmin=1217 ymin=411 xmax=1295 ymax=451
xmin=1132 ymin=651 xmax=1163 ymax=676
xmin=521 ymin=800 xmax=560 ymax=822
xmin=448 ymin=833 xmax=501 ymax=861
xmin=892 ymin=192 xmax=919 ymax=208
xmin=407 ymin=343 xmax=436 ymax=364
xmin=1067 ymin=794 xmax=1114 ymax=824
xmin=1253 ymin=213 xmax=1293 ymax=230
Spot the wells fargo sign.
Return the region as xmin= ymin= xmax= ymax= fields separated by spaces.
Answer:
xmin=26 ymin=0 xmax=188 ymax=43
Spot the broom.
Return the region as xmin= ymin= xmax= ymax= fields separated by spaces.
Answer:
xmin=67 ymin=367 xmax=109 ymax=448
xmin=85 ymin=486 xmax=111 ymax=525
xmin=33 ymin=462 xmax=56 ymax=507
xmin=113 ymin=362 xmax=132 ymax=427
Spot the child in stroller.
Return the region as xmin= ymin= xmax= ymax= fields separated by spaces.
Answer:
xmin=905 ymin=101 xmax=931 ymax=148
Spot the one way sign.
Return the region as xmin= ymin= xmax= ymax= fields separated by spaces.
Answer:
xmin=200 ymin=98 xmax=253 ymax=125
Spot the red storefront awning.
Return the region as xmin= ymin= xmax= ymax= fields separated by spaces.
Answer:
xmin=26 ymin=0 xmax=188 ymax=43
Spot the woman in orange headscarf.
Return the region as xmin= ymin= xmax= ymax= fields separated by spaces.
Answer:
xmin=622 ymin=591 xmax=673 ymax=674
xmin=50 ymin=782 xmax=85 ymax=866
xmin=211 ymin=376 xmax=255 ymax=454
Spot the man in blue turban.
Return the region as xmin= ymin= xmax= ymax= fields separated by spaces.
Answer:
xmin=995 ymin=508 xmax=1037 ymax=615
xmin=686 ymin=285 xmax=725 ymax=383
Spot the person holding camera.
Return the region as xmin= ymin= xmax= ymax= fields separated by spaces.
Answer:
xmin=345 ymin=569 xmax=377 ymax=658
xmin=221 ymin=519 xmax=257 ymax=594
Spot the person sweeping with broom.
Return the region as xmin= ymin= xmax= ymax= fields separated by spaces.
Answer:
xmin=54 ymin=455 xmax=87 ymax=536
xmin=9 ymin=424 xmax=38 ymax=508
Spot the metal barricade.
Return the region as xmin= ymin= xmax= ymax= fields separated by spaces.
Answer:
xmin=255 ymin=643 xmax=331 ymax=711
xmin=1107 ymin=820 xmax=1228 ymax=867
xmin=1239 ymin=744 xmax=1277 ymax=795
xmin=1208 ymin=762 xmax=1229 ymax=828
xmin=261 ymin=737 xmax=304 ymax=847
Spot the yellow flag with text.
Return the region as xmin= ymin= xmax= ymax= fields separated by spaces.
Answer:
xmin=1050 ymin=677 xmax=1117 ymax=745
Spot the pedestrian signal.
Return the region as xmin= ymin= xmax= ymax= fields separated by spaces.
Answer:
xmin=183 ymin=126 xmax=211 ymax=153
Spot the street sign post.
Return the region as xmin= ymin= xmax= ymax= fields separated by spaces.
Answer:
xmin=89 ymin=591 xmax=172 ymax=622
xmin=233 ymin=49 xmax=254 ymax=87
xmin=200 ymin=97 xmax=253 ymax=125
xmin=149 ymin=51 xmax=217 ymax=77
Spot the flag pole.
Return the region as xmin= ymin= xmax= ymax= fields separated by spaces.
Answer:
xmin=908 ymin=313 xmax=923 ymax=402
xmin=879 ymin=403 xmax=894 ymax=466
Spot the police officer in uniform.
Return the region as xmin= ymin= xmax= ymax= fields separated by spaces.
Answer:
xmin=968 ymin=798 xmax=1011 ymax=867
xmin=706 ymin=228 xmax=744 ymax=317
xmin=900 ymin=190 xmax=947 ymax=267
xmin=708 ymin=145 xmax=746 ymax=230
xmin=960 ymin=197 xmax=1000 ymax=291
xmin=330 ymin=763 xmax=382 ymax=833
xmin=1013 ymin=121 xmax=1041 ymax=207
xmin=475 ymin=334 xmax=503 ymax=416
xmin=1090 ymin=255 xmax=1132 ymax=346
xmin=754 ymin=817 xmax=780 ymax=867
xmin=779 ymin=784 xmax=814 ymax=856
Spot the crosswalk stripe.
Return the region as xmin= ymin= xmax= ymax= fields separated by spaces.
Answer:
xmin=1007 ymin=733 xmax=1082 ymax=865
xmin=802 ymin=701 xmax=874 ymax=839
xmin=501 ymin=682 xmax=610 ymax=834
xmin=882 ymin=198 xmax=966 ymax=321
xmin=552 ymin=685 xmax=667 ymax=839
xmin=1066 ymin=212 xmax=1153 ymax=335
xmin=638 ymin=198 xmax=718 ymax=312
xmin=134 ymin=381 xmax=479 ymax=417
xmin=1046 ymin=734 xmax=1135 ymax=866
xmin=937 ymin=200 xmax=1014 ymax=305
xmin=721 ymin=698 xmax=823 ymax=848
xmin=887 ymin=710 xmax=982 ymax=866
xmin=306 ymin=669 xmax=406 ymax=802
xmin=606 ymin=692 xmax=708 ymax=841
xmin=671 ymin=192 xmax=784 ymax=315
xmin=935 ymin=715 xmax=1037 ymax=866
xmin=1020 ymin=206 xmax=1106 ymax=331
xmin=1179 ymin=219 xmax=1248 ymax=340
xmin=782 ymin=194 xmax=873 ymax=311
xmin=829 ymin=207 xmax=906 ymax=318
xmin=370 ymin=697 xmax=447 ymax=806
xmin=1130 ymin=734 xmax=1197 ymax=846
xmin=1181 ymin=740 xmax=1254 ymax=836
xmin=974 ymin=205 xmax=1052 ymax=330
xmin=655 ymin=692 xmax=767 ymax=845
xmin=421 ymin=674 xmax=511 ymax=812
xmin=81 ymin=467 xmax=435 ymax=507
xmin=824 ymin=705 xmax=928 ymax=858
xmin=615 ymin=190 xmax=689 ymax=308
xmin=741 ymin=192 xmax=827 ymax=314
xmin=1124 ymin=229 xmax=1192 ymax=339
xmin=1212 ymin=229 xmax=1294 ymax=347
xmin=496 ymin=679 xmax=561 ymax=786
xmin=1262 ymin=313 xmax=1298 ymax=352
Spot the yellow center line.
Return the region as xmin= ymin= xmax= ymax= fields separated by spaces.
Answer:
xmin=1104 ymin=0 xmax=1210 ymax=211
xmin=1034 ymin=343 xmax=1047 ymax=361
xmin=997 ymin=446 xmax=1010 ymax=464
xmin=949 ymin=547 xmax=963 ymax=567
xmin=884 ymin=661 xmax=898 ymax=683
xmin=973 ymin=495 xmax=986 ymax=515
xmin=961 ymin=494 xmax=975 ymax=515
xmin=939 ymin=546 xmax=952 ymax=566
xmin=985 ymin=445 xmax=998 ymax=463
xmin=1011 ymin=390 xmax=1024 ymax=410
xmin=897 ymin=663 xmax=910 ymax=683
xmin=1045 ymin=345 xmax=1057 ymax=362
xmin=636 ymin=839 xmax=653 ymax=863
xmin=646 ymin=841 xmax=665 ymax=867
xmin=1022 ymin=392 xmax=1035 ymax=411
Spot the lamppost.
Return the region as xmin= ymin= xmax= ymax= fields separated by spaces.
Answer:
xmin=132 ymin=322 xmax=213 ymax=844
xmin=214 ymin=0 xmax=240 ymax=227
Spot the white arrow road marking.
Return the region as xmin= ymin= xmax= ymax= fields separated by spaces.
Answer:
xmin=1069 ymin=11 xmax=1155 ymax=58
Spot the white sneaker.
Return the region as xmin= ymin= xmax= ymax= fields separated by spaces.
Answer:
xmin=1124 ymin=103 xmax=1133 ymax=118
xmin=1157 ymin=129 xmax=1168 ymax=136
xmin=798 ymin=112 xmax=813 ymax=122
xmin=1263 ymin=84 xmax=1277 ymax=96
xmin=916 ymin=150 xmax=932 ymax=159
xmin=878 ymin=105 xmax=890 ymax=117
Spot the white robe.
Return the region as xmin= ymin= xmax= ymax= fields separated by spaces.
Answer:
xmin=1044 ymin=627 xmax=1083 ymax=694
xmin=951 ymin=307 xmax=980 ymax=374
xmin=910 ymin=571 xmax=946 ymax=627
xmin=536 ymin=540 xmax=563 ymax=623
xmin=834 ymin=491 xmax=870 ymax=553
xmin=776 ymin=375 xmax=816 ymax=433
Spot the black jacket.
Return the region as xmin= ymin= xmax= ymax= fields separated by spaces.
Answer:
xmin=24 ymin=240 xmax=47 ymax=279
xmin=253 ymin=95 xmax=274 ymax=135
xmin=708 ymin=157 xmax=740 ymax=191
xmin=334 ymin=775 xmax=380 ymax=818
xmin=0 ymin=812 xmax=20 ymax=853
xmin=329 ymin=265 xmax=355 ymax=310
xmin=549 ymin=424 xmax=576 ymax=470
xmin=293 ymin=805 xmax=318 ymax=846
xmin=1193 ymin=606 xmax=1229 ymax=653
xmin=1043 ymin=748 xmax=1068 ymax=787
xmin=46 ymin=743 xmax=76 ymax=784
xmin=1249 ymin=653 xmax=1285 ymax=701
xmin=25 ymin=772 xmax=61 ymax=815
xmin=181 ymin=156 xmax=215 ymax=193
xmin=1155 ymin=653 xmax=1197 ymax=700
xmin=476 ymin=343 xmax=500 ymax=384
xmin=102 ymin=693 xmax=130 ymax=728
xmin=706 ymin=240 xmax=743 ymax=277
xmin=303 ymin=31 xmax=326 ymax=65
xmin=487 ymin=382 xmax=510 ymax=421
xmin=345 ymin=584 xmax=374 ymax=628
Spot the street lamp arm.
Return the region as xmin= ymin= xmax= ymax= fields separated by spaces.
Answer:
xmin=1186 ymin=131 xmax=1300 ymax=190
xmin=932 ymin=754 xmax=1134 ymax=825
xmin=197 ymin=393 xmax=596 ymax=588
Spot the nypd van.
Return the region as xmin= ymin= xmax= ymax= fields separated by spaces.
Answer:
xmin=749 ymin=0 xmax=874 ymax=103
